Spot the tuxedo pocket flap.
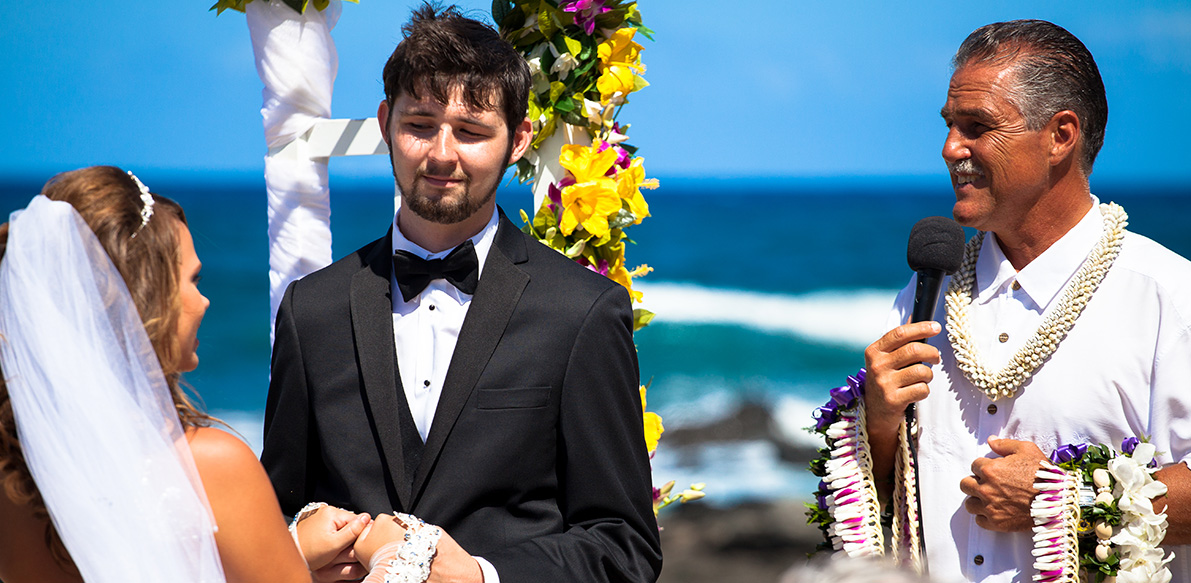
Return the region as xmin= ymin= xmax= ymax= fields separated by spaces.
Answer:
xmin=476 ymin=387 xmax=551 ymax=409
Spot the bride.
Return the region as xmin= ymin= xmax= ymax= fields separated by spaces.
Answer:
xmin=0 ymin=166 xmax=373 ymax=583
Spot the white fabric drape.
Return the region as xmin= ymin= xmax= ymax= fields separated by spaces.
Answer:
xmin=0 ymin=196 xmax=225 ymax=582
xmin=246 ymin=0 xmax=341 ymax=329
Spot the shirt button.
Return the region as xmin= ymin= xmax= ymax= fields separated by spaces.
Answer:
xmin=423 ymin=380 xmax=430 ymax=387
xmin=1012 ymin=281 xmax=1021 ymax=291
xmin=974 ymin=554 xmax=984 ymax=565
xmin=428 ymin=305 xmax=436 ymax=311
xmin=998 ymin=332 xmax=1009 ymax=343
xmin=987 ymin=404 xmax=997 ymax=415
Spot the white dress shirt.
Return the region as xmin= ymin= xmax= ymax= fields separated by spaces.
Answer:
xmin=390 ymin=207 xmax=501 ymax=583
xmin=885 ymin=199 xmax=1191 ymax=582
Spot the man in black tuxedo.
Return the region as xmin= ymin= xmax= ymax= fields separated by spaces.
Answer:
xmin=261 ymin=5 xmax=661 ymax=583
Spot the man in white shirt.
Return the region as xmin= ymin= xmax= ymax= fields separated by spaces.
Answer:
xmin=261 ymin=5 xmax=661 ymax=583
xmin=864 ymin=19 xmax=1191 ymax=582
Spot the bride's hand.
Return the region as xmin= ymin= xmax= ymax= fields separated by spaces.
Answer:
xmin=352 ymin=513 xmax=408 ymax=567
xmin=294 ymin=505 xmax=372 ymax=571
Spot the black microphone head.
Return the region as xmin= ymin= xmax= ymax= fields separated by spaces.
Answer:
xmin=907 ymin=216 xmax=965 ymax=274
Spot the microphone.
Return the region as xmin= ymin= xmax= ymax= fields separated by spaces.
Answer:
xmin=902 ymin=216 xmax=964 ymax=567
xmin=907 ymin=216 xmax=965 ymax=326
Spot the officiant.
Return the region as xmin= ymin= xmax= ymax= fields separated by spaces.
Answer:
xmin=862 ymin=19 xmax=1191 ymax=581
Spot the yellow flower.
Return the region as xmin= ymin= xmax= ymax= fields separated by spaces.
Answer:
xmin=560 ymin=180 xmax=621 ymax=238
xmin=640 ymin=385 xmax=664 ymax=453
xmin=558 ymin=143 xmax=618 ymax=183
xmin=597 ymin=64 xmax=637 ymax=103
xmin=598 ymin=28 xmax=644 ymax=72
xmin=557 ymin=142 xmax=623 ymax=238
xmin=615 ymin=158 xmax=653 ymax=224
xmin=609 ymin=263 xmax=643 ymax=302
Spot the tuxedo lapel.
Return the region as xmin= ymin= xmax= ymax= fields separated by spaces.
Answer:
xmin=350 ymin=232 xmax=413 ymax=508
xmin=411 ymin=213 xmax=530 ymax=503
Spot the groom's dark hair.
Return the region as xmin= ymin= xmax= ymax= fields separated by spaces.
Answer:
xmin=382 ymin=2 xmax=531 ymax=138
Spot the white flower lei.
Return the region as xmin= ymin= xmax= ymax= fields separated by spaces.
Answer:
xmin=1032 ymin=442 xmax=1173 ymax=583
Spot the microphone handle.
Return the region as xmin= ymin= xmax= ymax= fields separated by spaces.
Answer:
xmin=910 ymin=268 xmax=947 ymax=326
xmin=905 ymin=268 xmax=945 ymax=570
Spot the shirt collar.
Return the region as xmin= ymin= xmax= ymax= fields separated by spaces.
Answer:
xmin=390 ymin=206 xmax=499 ymax=282
xmin=974 ymin=195 xmax=1104 ymax=310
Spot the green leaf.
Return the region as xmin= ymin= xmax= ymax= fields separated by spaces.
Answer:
xmin=632 ymin=308 xmax=654 ymax=331
xmin=538 ymin=8 xmax=559 ymax=39
xmin=562 ymin=35 xmax=582 ymax=56
xmin=633 ymin=22 xmax=656 ymax=41
xmin=553 ymin=97 xmax=576 ymax=113
xmin=281 ymin=0 xmax=307 ymax=14
xmin=492 ymin=0 xmax=512 ymax=27
xmin=632 ymin=74 xmax=650 ymax=93
xmin=549 ymin=81 xmax=567 ymax=103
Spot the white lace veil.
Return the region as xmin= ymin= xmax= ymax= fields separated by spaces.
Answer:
xmin=0 ymin=195 xmax=225 ymax=582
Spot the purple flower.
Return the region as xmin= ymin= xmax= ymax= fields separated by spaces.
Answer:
xmin=829 ymin=382 xmax=863 ymax=409
xmin=813 ymin=404 xmax=839 ymax=432
xmin=816 ymin=490 xmax=829 ymax=510
xmin=1050 ymin=442 xmax=1089 ymax=464
xmin=560 ymin=0 xmax=610 ymax=36
xmin=846 ymin=369 xmax=867 ymax=393
xmin=1121 ymin=436 xmax=1140 ymax=455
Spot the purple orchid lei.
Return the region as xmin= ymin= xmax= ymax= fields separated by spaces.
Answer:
xmin=806 ymin=369 xmax=887 ymax=557
xmin=1033 ymin=438 xmax=1172 ymax=583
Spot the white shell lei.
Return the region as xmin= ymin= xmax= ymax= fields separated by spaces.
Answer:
xmin=945 ymin=202 xmax=1127 ymax=401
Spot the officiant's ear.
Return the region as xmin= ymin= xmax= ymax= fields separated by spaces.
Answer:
xmin=378 ymin=100 xmax=393 ymax=148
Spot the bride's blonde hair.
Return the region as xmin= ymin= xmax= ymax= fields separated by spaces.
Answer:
xmin=0 ymin=165 xmax=214 ymax=567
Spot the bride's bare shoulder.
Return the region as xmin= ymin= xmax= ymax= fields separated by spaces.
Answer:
xmin=186 ymin=426 xmax=259 ymax=475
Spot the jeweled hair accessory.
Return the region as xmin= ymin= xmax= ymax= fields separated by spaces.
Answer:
xmin=127 ymin=170 xmax=154 ymax=238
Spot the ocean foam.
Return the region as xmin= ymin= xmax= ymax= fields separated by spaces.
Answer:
xmin=635 ymin=282 xmax=897 ymax=349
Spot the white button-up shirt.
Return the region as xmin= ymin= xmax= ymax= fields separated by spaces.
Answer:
xmin=391 ymin=208 xmax=498 ymax=442
xmin=886 ymin=200 xmax=1191 ymax=582
xmin=390 ymin=208 xmax=501 ymax=583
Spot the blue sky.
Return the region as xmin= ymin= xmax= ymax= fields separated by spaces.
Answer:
xmin=1 ymin=1 xmax=1188 ymax=183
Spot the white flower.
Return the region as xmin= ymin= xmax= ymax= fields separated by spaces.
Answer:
xmin=548 ymin=44 xmax=579 ymax=80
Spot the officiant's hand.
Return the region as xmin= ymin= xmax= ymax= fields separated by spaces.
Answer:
xmin=961 ymin=435 xmax=1046 ymax=532
xmin=863 ymin=321 xmax=941 ymax=438
xmin=296 ymin=506 xmax=372 ymax=582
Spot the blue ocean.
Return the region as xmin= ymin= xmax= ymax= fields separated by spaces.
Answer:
xmin=4 ymin=175 xmax=1189 ymax=504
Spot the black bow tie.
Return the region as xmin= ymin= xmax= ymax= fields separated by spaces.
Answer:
xmin=392 ymin=240 xmax=480 ymax=302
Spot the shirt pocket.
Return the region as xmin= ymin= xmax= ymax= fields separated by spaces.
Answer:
xmin=475 ymin=386 xmax=551 ymax=410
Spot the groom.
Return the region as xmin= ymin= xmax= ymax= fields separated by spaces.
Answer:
xmin=260 ymin=5 xmax=661 ymax=583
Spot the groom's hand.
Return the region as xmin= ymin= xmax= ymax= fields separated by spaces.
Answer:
xmin=427 ymin=530 xmax=482 ymax=583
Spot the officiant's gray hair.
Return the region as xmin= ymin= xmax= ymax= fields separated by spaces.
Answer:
xmin=952 ymin=19 xmax=1108 ymax=173
xmin=381 ymin=3 xmax=531 ymax=139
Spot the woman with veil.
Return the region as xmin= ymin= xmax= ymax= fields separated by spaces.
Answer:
xmin=0 ymin=166 xmax=374 ymax=583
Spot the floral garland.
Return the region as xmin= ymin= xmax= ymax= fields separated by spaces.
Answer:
xmin=1036 ymin=438 xmax=1173 ymax=583
xmin=210 ymin=0 xmax=357 ymax=15
xmin=807 ymin=369 xmax=887 ymax=557
xmin=494 ymin=0 xmax=700 ymax=516
xmin=495 ymin=0 xmax=656 ymax=332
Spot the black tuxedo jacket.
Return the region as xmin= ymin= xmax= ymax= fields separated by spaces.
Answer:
xmin=262 ymin=210 xmax=661 ymax=582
